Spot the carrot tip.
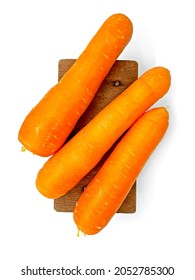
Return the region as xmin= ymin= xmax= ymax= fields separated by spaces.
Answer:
xmin=76 ymin=229 xmax=87 ymax=237
xmin=21 ymin=146 xmax=26 ymax=152
xmin=76 ymin=229 xmax=80 ymax=237
xmin=141 ymin=66 xmax=171 ymax=97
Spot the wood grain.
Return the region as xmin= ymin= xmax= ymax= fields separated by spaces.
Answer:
xmin=54 ymin=59 xmax=138 ymax=213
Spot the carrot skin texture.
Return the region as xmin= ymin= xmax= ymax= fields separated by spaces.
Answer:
xmin=36 ymin=67 xmax=171 ymax=199
xmin=73 ymin=107 xmax=169 ymax=235
xmin=18 ymin=13 xmax=133 ymax=157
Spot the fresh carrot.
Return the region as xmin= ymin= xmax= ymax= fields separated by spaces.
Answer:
xmin=36 ymin=66 xmax=171 ymax=199
xmin=73 ymin=107 xmax=169 ymax=235
xmin=18 ymin=13 xmax=133 ymax=157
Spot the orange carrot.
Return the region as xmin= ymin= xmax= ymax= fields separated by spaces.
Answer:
xmin=36 ymin=67 xmax=171 ymax=199
xmin=18 ymin=13 xmax=133 ymax=157
xmin=73 ymin=107 xmax=169 ymax=235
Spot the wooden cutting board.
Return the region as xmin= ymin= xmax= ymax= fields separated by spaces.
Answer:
xmin=54 ymin=59 xmax=138 ymax=213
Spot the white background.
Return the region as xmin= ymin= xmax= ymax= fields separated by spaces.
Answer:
xmin=1 ymin=0 xmax=194 ymax=279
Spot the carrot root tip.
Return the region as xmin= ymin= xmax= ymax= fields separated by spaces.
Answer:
xmin=76 ymin=229 xmax=80 ymax=237
xmin=21 ymin=146 xmax=26 ymax=152
xmin=76 ymin=228 xmax=87 ymax=237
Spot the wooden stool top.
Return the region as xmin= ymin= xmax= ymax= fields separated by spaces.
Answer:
xmin=54 ymin=59 xmax=138 ymax=213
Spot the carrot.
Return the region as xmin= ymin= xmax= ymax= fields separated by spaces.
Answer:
xmin=73 ymin=107 xmax=169 ymax=235
xmin=36 ymin=66 xmax=171 ymax=199
xmin=18 ymin=13 xmax=133 ymax=157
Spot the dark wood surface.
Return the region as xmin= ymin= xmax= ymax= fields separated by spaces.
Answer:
xmin=54 ymin=59 xmax=138 ymax=213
